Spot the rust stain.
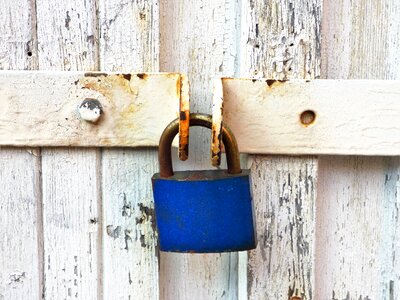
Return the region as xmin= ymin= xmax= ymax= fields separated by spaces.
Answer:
xmin=120 ymin=103 xmax=137 ymax=120
xmin=136 ymin=73 xmax=148 ymax=80
xmin=84 ymin=72 xmax=108 ymax=77
xmin=266 ymin=79 xmax=287 ymax=87
xmin=80 ymin=74 xmax=137 ymax=100
xmin=175 ymin=77 xmax=180 ymax=99
xmin=168 ymin=73 xmax=180 ymax=78
xmin=299 ymin=110 xmax=316 ymax=127
xmin=121 ymin=73 xmax=131 ymax=81
xmin=100 ymin=138 xmax=112 ymax=146
xmin=211 ymin=78 xmax=223 ymax=167
xmin=211 ymin=126 xmax=222 ymax=167
xmin=79 ymin=74 xmax=140 ymax=144
xmin=179 ymin=74 xmax=190 ymax=161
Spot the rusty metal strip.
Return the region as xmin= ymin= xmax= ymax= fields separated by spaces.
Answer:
xmin=0 ymin=71 xmax=181 ymax=148
xmin=178 ymin=74 xmax=190 ymax=160
xmin=211 ymin=78 xmax=223 ymax=166
xmin=222 ymin=78 xmax=400 ymax=156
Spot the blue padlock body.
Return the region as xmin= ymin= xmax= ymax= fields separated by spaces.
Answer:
xmin=152 ymin=169 xmax=256 ymax=253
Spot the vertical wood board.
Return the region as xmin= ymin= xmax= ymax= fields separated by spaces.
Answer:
xmin=240 ymin=0 xmax=321 ymax=299
xmin=41 ymin=149 xmax=100 ymax=299
xmin=316 ymin=0 xmax=400 ymax=298
xmin=99 ymin=0 xmax=159 ymax=72
xmin=0 ymin=1 xmax=41 ymax=299
xmin=249 ymin=156 xmax=317 ymax=299
xmin=99 ymin=0 xmax=160 ymax=299
xmin=36 ymin=1 xmax=101 ymax=299
xmin=0 ymin=148 xmax=42 ymax=300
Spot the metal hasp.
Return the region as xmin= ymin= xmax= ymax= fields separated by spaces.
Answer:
xmin=152 ymin=113 xmax=256 ymax=253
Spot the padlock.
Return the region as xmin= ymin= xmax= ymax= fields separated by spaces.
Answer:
xmin=152 ymin=113 xmax=256 ymax=253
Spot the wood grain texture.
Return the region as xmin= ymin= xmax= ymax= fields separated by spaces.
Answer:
xmin=36 ymin=1 xmax=101 ymax=299
xmin=36 ymin=0 xmax=98 ymax=71
xmin=240 ymin=0 xmax=321 ymax=299
xmin=316 ymin=0 xmax=400 ymax=298
xmin=239 ymin=0 xmax=321 ymax=80
xmin=41 ymin=148 xmax=100 ymax=299
xmin=0 ymin=71 xmax=180 ymax=147
xmin=99 ymin=0 xmax=159 ymax=72
xmin=249 ymin=156 xmax=317 ymax=299
xmin=0 ymin=1 xmax=41 ymax=299
xmin=0 ymin=148 xmax=42 ymax=300
xmin=159 ymin=0 xmax=240 ymax=299
xmin=222 ymin=78 xmax=400 ymax=156
xmin=316 ymin=157 xmax=400 ymax=299
xmin=0 ymin=0 xmax=37 ymax=70
xmin=102 ymin=149 xmax=159 ymax=299
xmin=98 ymin=0 xmax=160 ymax=298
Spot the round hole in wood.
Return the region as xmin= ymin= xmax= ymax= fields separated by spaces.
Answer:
xmin=300 ymin=110 xmax=316 ymax=126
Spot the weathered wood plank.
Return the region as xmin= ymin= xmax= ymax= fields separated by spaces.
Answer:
xmin=0 ymin=148 xmax=42 ymax=300
xmin=41 ymin=148 xmax=100 ymax=299
xmin=316 ymin=0 xmax=400 ymax=298
xmin=249 ymin=156 xmax=317 ymax=299
xmin=98 ymin=0 xmax=159 ymax=72
xmin=159 ymin=0 xmax=240 ymax=299
xmin=222 ymin=78 xmax=400 ymax=156
xmin=0 ymin=71 xmax=180 ymax=147
xmin=101 ymin=149 xmax=159 ymax=299
xmin=3 ymin=72 xmax=400 ymax=155
xmin=241 ymin=0 xmax=321 ymax=299
xmin=36 ymin=0 xmax=98 ymax=71
xmin=0 ymin=0 xmax=37 ymax=70
xmin=0 ymin=1 xmax=41 ymax=299
xmin=98 ymin=0 xmax=160 ymax=298
xmin=36 ymin=1 xmax=101 ymax=299
xmin=315 ymin=157 xmax=400 ymax=299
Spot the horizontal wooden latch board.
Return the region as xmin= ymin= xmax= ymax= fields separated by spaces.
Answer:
xmin=0 ymin=71 xmax=183 ymax=147
xmin=1 ymin=71 xmax=399 ymax=156
xmin=220 ymin=78 xmax=400 ymax=156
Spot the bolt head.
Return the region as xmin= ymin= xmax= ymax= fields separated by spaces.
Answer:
xmin=78 ymin=98 xmax=103 ymax=123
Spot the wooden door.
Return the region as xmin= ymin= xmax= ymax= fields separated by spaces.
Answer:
xmin=1 ymin=0 xmax=399 ymax=299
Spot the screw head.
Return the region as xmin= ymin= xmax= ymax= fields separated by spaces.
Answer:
xmin=78 ymin=98 xmax=103 ymax=123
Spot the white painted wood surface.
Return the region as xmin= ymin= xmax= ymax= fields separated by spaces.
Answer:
xmin=0 ymin=1 xmax=41 ymax=299
xmin=159 ymin=0 xmax=240 ymax=299
xmin=315 ymin=0 xmax=400 ymax=299
xmin=0 ymin=148 xmax=42 ymax=300
xmin=41 ymin=148 xmax=100 ymax=299
xmin=3 ymin=72 xmax=400 ymax=155
xmin=222 ymin=78 xmax=400 ymax=156
xmin=36 ymin=2 xmax=101 ymax=299
xmin=2 ymin=0 xmax=400 ymax=299
xmin=240 ymin=0 xmax=321 ymax=299
xmin=101 ymin=149 xmax=159 ymax=299
xmin=98 ymin=0 xmax=160 ymax=299
xmin=249 ymin=156 xmax=317 ymax=299
xmin=316 ymin=157 xmax=400 ymax=299
xmin=0 ymin=71 xmax=180 ymax=147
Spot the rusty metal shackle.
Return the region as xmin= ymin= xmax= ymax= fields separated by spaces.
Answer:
xmin=158 ymin=113 xmax=241 ymax=178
